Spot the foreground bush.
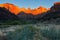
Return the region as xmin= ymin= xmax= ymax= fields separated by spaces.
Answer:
xmin=1 ymin=24 xmax=60 ymax=40
xmin=6 ymin=26 xmax=37 ymax=40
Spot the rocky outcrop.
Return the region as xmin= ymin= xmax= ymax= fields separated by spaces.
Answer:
xmin=51 ymin=2 xmax=60 ymax=12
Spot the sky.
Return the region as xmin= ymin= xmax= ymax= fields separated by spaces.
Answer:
xmin=0 ymin=0 xmax=60 ymax=9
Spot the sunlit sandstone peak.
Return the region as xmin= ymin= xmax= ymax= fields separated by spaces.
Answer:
xmin=32 ymin=6 xmax=47 ymax=15
xmin=26 ymin=8 xmax=32 ymax=13
xmin=0 ymin=3 xmax=48 ymax=15
xmin=0 ymin=3 xmax=21 ymax=15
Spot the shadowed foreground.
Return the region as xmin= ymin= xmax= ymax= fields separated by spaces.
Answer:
xmin=0 ymin=24 xmax=60 ymax=40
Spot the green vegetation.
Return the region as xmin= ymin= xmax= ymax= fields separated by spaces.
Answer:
xmin=0 ymin=24 xmax=60 ymax=40
xmin=6 ymin=26 xmax=37 ymax=40
xmin=0 ymin=20 xmax=38 ymax=25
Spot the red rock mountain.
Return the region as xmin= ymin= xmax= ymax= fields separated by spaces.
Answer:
xmin=51 ymin=2 xmax=60 ymax=12
xmin=0 ymin=3 xmax=21 ymax=15
xmin=0 ymin=3 xmax=48 ymax=15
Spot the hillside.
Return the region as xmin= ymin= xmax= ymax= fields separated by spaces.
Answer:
xmin=0 ymin=7 xmax=20 ymax=25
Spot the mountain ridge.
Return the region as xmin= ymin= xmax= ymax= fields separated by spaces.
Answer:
xmin=0 ymin=3 xmax=48 ymax=15
xmin=0 ymin=2 xmax=60 ymax=24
